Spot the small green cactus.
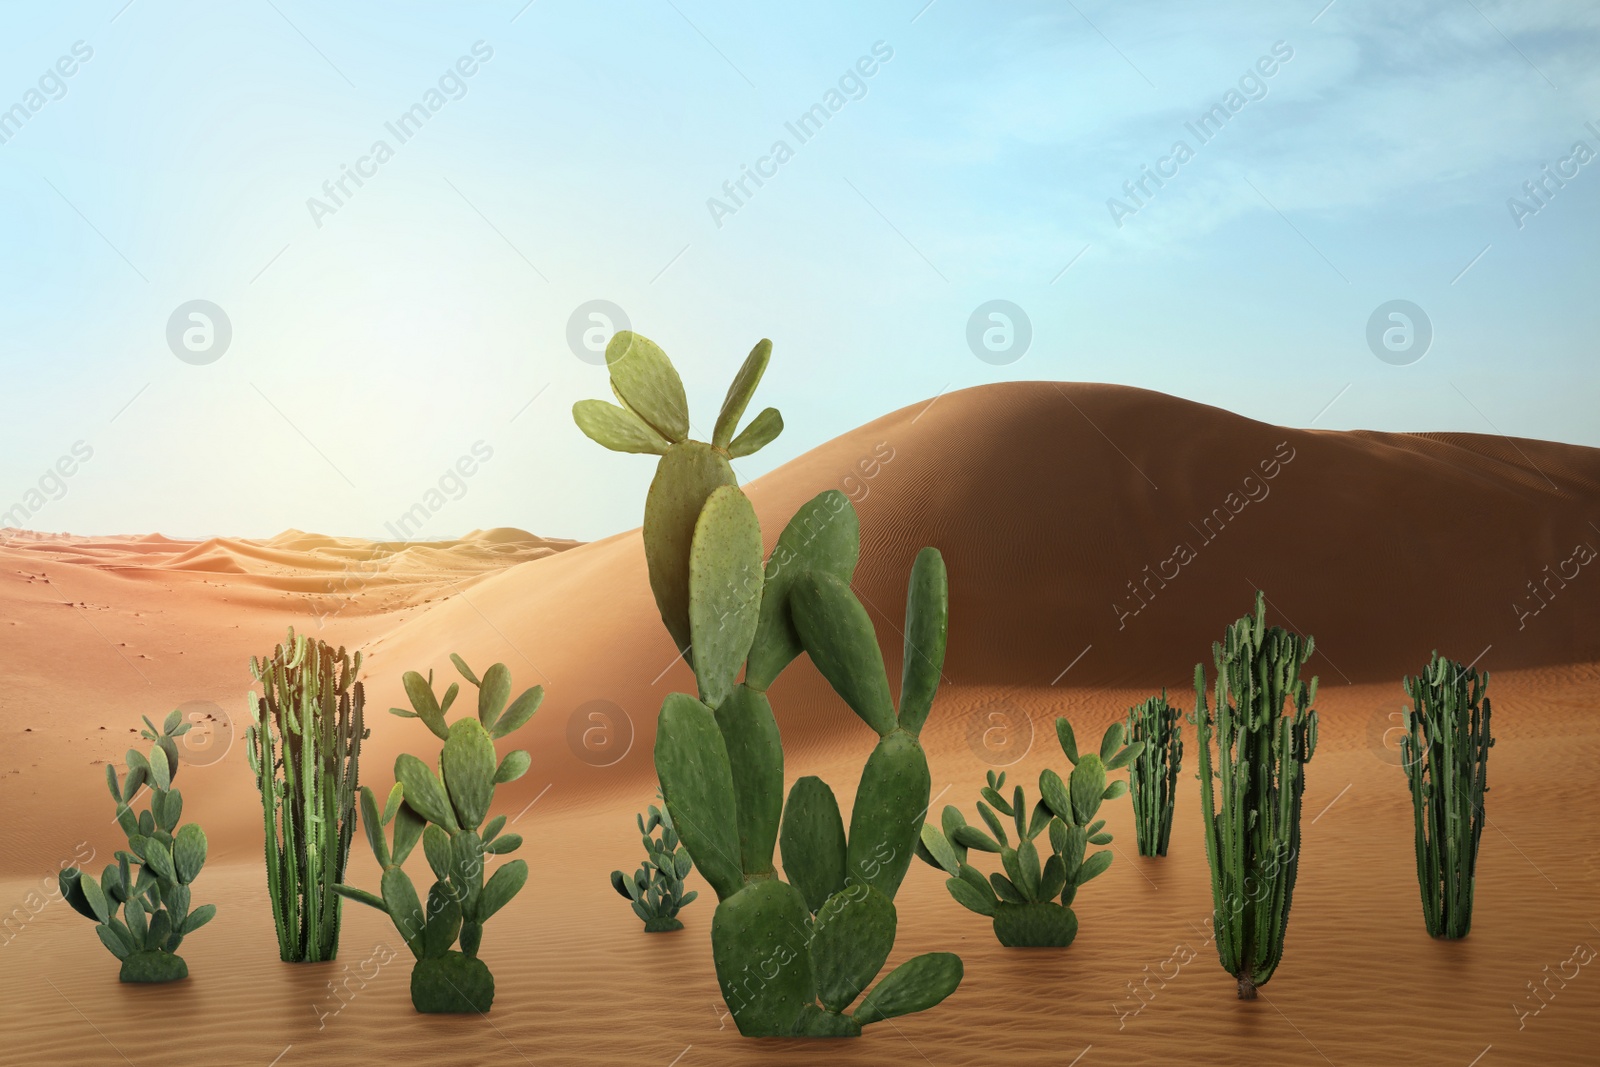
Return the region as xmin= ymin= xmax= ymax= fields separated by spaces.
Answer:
xmin=1194 ymin=591 xmax=1318 ymax=999
xmin=247 ymin=628 xmax=368 ymax=962
xmin=1400 ymin=652 xmax=1493 ymax=939
xmin=61 ymin=710 xmax=215 ymax=982
xmin=576 ymin=332 xmax=963 ymax=1037
xmin=916 ymin=719 xmax=1140 ymax=946
xmin=334 ymin=654 xmax=540 ymax=1014
xmin=1125 ymin=691 xmax=1183 ymax=857
xmin=611 ymin=794 xmax=698 ymax=931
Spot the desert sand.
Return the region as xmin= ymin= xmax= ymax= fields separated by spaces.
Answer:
xmin=2 ymin=382 xmax=1597 ymax=1066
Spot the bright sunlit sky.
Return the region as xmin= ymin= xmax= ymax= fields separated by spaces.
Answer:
xmin=1 ymin=1 xmax=1596 ymax=541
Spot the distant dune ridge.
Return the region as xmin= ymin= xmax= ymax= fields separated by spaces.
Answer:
xmin=2 ymin=381 xmax=1597 ymax=1065
xmin=376 ymin=380 xmax=1600 ymax=699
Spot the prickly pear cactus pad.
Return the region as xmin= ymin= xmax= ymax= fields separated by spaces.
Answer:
xmin=334 ymin=654 xmax=540 ymax=1014
xmin=246 ymin=627 xmax=368 ymax=962
xmin=1193 ymin=591 xmax=1319 ymax=999
xmin=575 ymin=333 xmax=964 ymax=1037
xmin=611 ymin=794 xmax=698 ymax=931
xmin=60 ymin=709 xmax=216 ymax=983
xmin=411 ymin=951 xmax=495 ymax=1014
xmin=915 ymin=718 xmax=1141 ymax=947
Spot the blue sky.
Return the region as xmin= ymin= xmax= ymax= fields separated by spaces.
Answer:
xmin=0 ymin=0 xmax=1596 ymax=541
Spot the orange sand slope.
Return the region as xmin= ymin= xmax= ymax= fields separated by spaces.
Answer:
xmin=369 ymin=380 xmax=1600 ymax=775
xmin=2 ymin=381 xmax=1597 ymax=1066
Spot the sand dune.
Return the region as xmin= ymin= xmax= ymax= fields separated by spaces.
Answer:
xmin=2 ymin=382 xmax=1596 ymax=1066
xmin=363 ymin=382 xmax=1600 ymax=797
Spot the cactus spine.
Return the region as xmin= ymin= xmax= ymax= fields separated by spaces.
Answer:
xmin=575 ymin=332 xmax=963 ymax=1037
xmin=1193 ymin=591 xmax=1318 ymax=1000
xmin=1400 ymin=652 xmax=1493 ymax=939
xmin=915 ymin=719 xmax=1140 ymax=946
xmin=611 ymin=794 xmax=698 ymax=931
xmin=1125 ymin=691 xmax=1183 ymax=857
xmin=247 ymin=628 xmax=367 ymax=962
xmin=61 ymin=710 xmax=215 ymax=982
xmin=334 ymin=654 xmax=540 ymax=1013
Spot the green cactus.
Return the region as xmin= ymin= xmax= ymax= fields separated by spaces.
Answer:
xmin=333 ymin=655 xmax=540 ymax=1013
xmin=1125 ymin=691 xmax=1183 ymax=857
xmin=1400 ymin=652 xmax=1493 ymax=939
xmin=61 ymin=710 xmax=215 ymax=982
xmin=246 ymin=628 xmax=367 ymax=962
xmin=575 ymin=332 xmax=963 ymax=1037
xmin=611 ymin=794 xmax=698 ymax=931
xmin=1193 ymin=591 xmax=1318 ymax=999
xmin=915 ymin=718 xmax=1140 ymax=946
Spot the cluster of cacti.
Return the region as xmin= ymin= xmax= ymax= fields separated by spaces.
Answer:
xmin=247 ymin=628 xmax=367 ymax=962
xmin=1125 ymin=691 xmax=1183 ymax=857
xmin=611 ymin=795 xmax=698 ymax=931
xmin=1400 ymin=652 xmax=1493 ymax=939
xmin=1193 ymin=590 xmax=1318 ymax=1000
xmin=576 ymin=331 xmax=962 ymax=1037
xmin=61 ymin=710 xmax=215 ymax=982
xmin=916 ymin=720 xmax=1140 ymax=946
xmin=334 ymin=654 xmax=540 ymax=1013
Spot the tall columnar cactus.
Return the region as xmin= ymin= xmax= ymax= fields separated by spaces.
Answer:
xmin=1400 ymin=652 xmax=1493 ymax=939
xmin=611 ymin=794 xmax=698 ymax=931
xmin=1125 ymin=691 xmax=1183 ymax=857
xmin=334 ymin=654 xmax=540 ymax=1014
xmin=247 ymin=628 xmax=367 ymax=962
xmin=1193 ymin=591 xmax=1318 ymax=1000
xmin=61 ymin=710 xmax=215 ymax=982
xmin=915 ymin=720 xmax=1140 ymax=946
xmin=575 ymin=332 xmax=963 ymax=1037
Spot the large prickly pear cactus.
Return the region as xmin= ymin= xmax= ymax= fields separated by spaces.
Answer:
xmin=916 ymin=718 xmax=1140 ymax=946
xmin=1193 ymin=590 xmax=1318 ymax=999
xmin=334 ymin=654 xmax=540 ymax=1013
xmin=247 ymin=627 xmax=367 ymax=962
xmin=575 ymin=332 xmax=963 ymax=1037
xmin=1399 ymin=651 xmax=1493 ymax=939
xmin=61 ymin=710 xmax=215 ymax=982
xmin=611 ymin=793 xmax=698 ymax=931
xmin=1125 ymin=691 xmax=1183 ymax=857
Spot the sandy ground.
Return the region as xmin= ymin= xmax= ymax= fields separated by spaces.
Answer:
xmin=2 ymin=382 xmax=1597 ymax=1066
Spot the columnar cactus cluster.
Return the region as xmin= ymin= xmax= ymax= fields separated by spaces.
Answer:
xmin=611 ymin=795 xmax=698 ymax=931
xmin=1125 ymin=691 xmax=1183 ymax=857
xmin=61 ymin=710 xmax=215 ymax=982
xmin=916 ymin=719 xmax=1140 ymax=946
xmin=575 ymin=331 xmax=963 ymax=1037
xmin=247 ymin=628 xmax=367 ymax=962
xmin=334 ymin=654 xmax=540 ymax=1013
xmin=1400 ymin=652 xmax=1493 ymax=939
xmin=1193 ymin=591 xmax=1318 ymax=999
